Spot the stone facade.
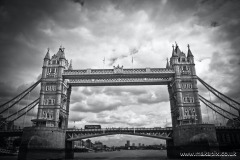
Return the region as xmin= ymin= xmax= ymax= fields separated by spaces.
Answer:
xmin=33 ymin=47 xmax=72 ymax=129
xmin=168 ymin=44 xmax=202 ymax=129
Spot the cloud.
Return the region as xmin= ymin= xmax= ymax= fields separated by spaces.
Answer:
xmin=0 ymin=0 xmax=240 ymax=146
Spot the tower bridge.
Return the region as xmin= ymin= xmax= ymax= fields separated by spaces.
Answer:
xmin=0 ymin=44 xmax=240 ymax=159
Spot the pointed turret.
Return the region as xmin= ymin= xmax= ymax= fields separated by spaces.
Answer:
xmin=56 ymin=46 xmax=63 ymax=59
xmin=175 ymin=42 xmax=181 ymax=56
xmin=187 ymin=44 xmax=193 ymax=57
xmin=68 ymin=59 xmax=73 ymax=70
xmin=44 ymin=48 xmax=50 ymax=59
xmin=166 ymin=58 xmax=170 ymax=68
xmin=171 ymin=44 xmax=175 ymax=57
xmin=59 ymin=47 xmax=65 ymax=59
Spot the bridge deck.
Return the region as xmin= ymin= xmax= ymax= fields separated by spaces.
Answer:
xmin=62 ymin=68 xmax=175 ymax=86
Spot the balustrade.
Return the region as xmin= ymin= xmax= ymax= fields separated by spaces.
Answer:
xmin=68 ymin=77 xmax=172 ymax=84
xmin=63 ymin=68 xmax=174 ymax=75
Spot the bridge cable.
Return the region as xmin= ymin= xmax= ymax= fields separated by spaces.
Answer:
xmin=9 ymin=100 xmax=39 ymax=125
xmin=0 ymin=82 xmax=39 ymax=115
xmin=2 ymin=98 xmax=39 ymax=121
xmin=0 ymin=79 xmax=41 ymax=108
xmin=7 ymin=103 xmax=10 ymax=122
xmin=15 ymin=99 xmax=20 ymax=126
xmin=199 ymin=96 xmax=240 ymax=124
xmin=197 ymin=76 xmax=240 ymax=111
xmin=218 ymin=93 xmax=224 ymax=125
xmin=208 ymin=91 xmax=215 ymax=124
xmin=0 ymin=98 xmax=39 ymax=127
xmin=206 ymin=101 xmax=210 ymax=123
xmin=199 ymin=95 xmax=238 ymax=118
xmin=23 ymin=92 xmax=30 ymax=128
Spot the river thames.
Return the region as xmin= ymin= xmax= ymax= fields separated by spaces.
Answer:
xmin=1 ymin=150 xmax=240 ymax=160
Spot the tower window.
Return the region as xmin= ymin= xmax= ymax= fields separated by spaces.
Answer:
xmin=182 ymin=58 xmax=185 ymax=62
xmin=182 ymin=83 xmax=192 ymax=89
xmin=183 ymin=95 xmax=194 ymax=103
xmin=44 ymin=99 xmax=55 ymax=105
xmin=46 ymin=85 xmax=56 ymax=91
xmin=51 ymin=68 xmax=57 ymax=73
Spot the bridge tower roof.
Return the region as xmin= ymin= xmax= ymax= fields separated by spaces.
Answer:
xmin=187 ymin=44 xmax=193 ymax=57
xmin=166 ymin=58 xmax=170 ymax=68
xmin=172 ymin=44 xmax=178 ymax=57
xmin=44 ymin=48 xmax=50 ymax=59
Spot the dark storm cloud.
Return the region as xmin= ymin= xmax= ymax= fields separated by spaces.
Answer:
xmin=0 ymin=0 xmax=86 ymax=84
xmin=191 ymin=0 xmax=240 ymax=104
xmin=1 ymin=0 xmax=240 ymax=130
xmin=0 ymin=79 xmax=40 ymax=122
xmin=0 ymin=80 xmax=40 ymax=106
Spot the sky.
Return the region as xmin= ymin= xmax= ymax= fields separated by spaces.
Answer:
xmin=0 ymin=0 xmax=240 ymax=146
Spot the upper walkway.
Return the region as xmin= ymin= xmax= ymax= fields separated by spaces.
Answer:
xmin=62 ymin=67 xmax=175 ymax=86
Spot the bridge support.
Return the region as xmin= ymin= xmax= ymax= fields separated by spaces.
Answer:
xmin=18 ymin=127 xmax=66 ymax=160
xmin=65 ymin=140 xmax=74 ymax=159
xmin=167 ymin=124 xmax=219 ymax=158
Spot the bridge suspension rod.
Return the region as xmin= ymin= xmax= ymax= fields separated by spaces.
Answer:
xmin=0 ymin=82 xmax=39 ymax=115
xmin=0 ymin=79 xmax=41 ymax=109
xmin=197 ymin=76 xmax=240 ymax=112
xmin=3 ymin=98 xmax=39 ymax=120
xmin=199 ymin=96 xmax=240 ymax=124
xmin=199 ymin=95 xmax=238 ymax=118
xmin=0 ymin=99 xmax=39 ymax=127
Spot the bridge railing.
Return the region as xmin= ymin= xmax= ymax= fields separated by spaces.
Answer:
xmin=63 ymin=68 xmax=175 ymax=75
xmin=66 ymin=127 xmax=173 ymax=132
xmin=0 ymin=129 xmax=23 ymax=132
xmin=68 ymin=78 xmax=173 ymax=84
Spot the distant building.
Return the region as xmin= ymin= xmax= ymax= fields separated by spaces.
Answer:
xmin=85 ymin=139 xmax=93 ymax=149
xmin=139 ymin=143 xmax=141 ymax=147
xmin=74 ymin=140 xmax=84 ymax=148
xmin=94 ymin=141 xmax=103 ymax=150
xmin=142 ymin=144 xmax=145 ymax=147
xmin=126 ymin=140 xmax=130 ymax=147
xmin=132 ymin=143 xmax=135 ymax=147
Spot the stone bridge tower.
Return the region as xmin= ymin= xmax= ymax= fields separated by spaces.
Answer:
xmin=166 ymin=44 xmax=219 ymax=157
xmin=34 ymin=46 xmax=71 ymax=129
xmin=18 ymin=47 xmax=73 ymax=160
xmin=168 ymin=44 xmax=202 ymax=128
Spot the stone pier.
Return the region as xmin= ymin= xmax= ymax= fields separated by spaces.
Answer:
xmin=18 ymin=127 xmax=66 ymax=160
xmin=167 ymin=124 xmax=219 ymax=158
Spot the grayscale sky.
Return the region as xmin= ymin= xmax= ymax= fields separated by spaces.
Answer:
xmin=0 ymin=0 xmax=240 ymax=146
